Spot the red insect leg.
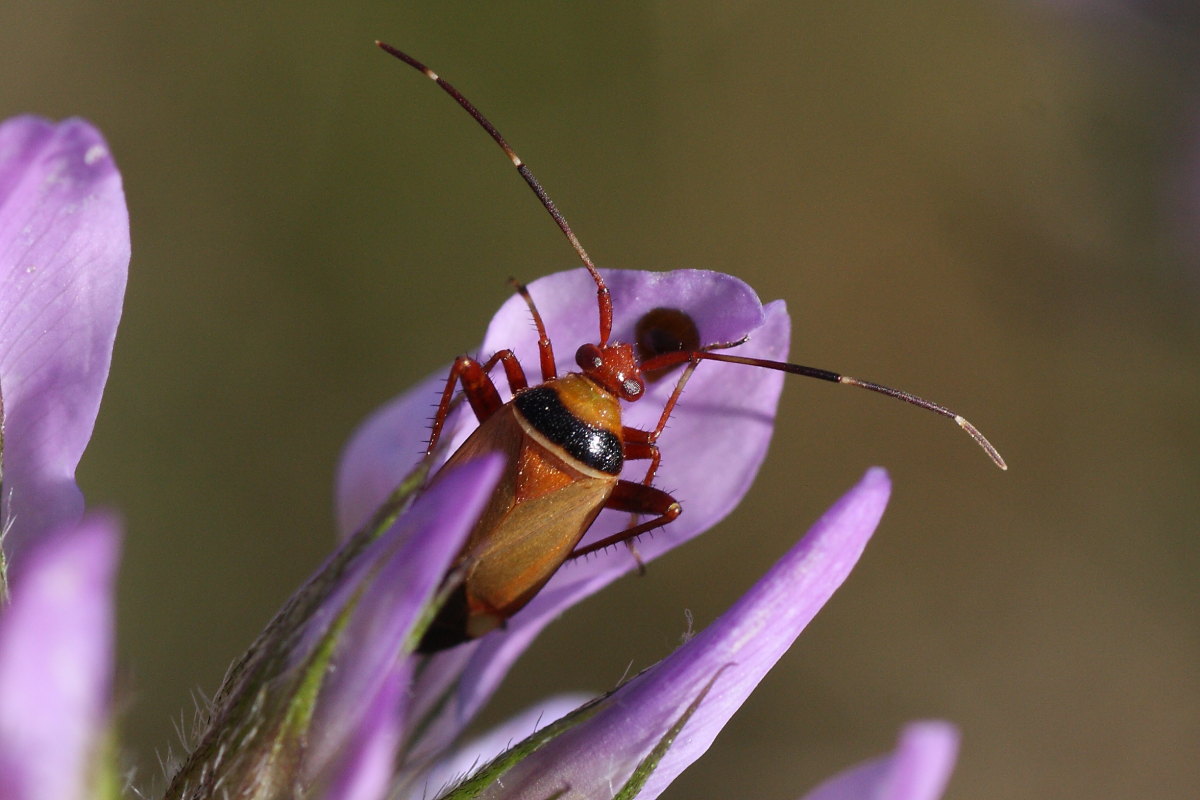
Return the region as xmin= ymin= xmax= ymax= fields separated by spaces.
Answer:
xmin=425 ymin=349 xmax=529 ymax=455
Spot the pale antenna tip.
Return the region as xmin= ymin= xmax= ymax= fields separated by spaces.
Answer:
xmin=955 ymin=415 xmax=1007 ymax=470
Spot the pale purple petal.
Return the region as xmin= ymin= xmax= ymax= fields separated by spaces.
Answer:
xmin=463 ymin=469 xmax=890 ymax=800
xmin=307 ymin=456 xmax=504 ymax=777
xmin=0 ymin=514 xmax=120 ymax=800
xmin=417 ymin=694 xmax=592 ymax=798
xmin=335 ymin=372 xmax=444 ymax=535
xmin=315 ymin=673 xmax=405 ymax=800
xmin=0 ymin=117 xmax=129 ymax=557
xmin=800 ymin=721 xmax=960 ymax=800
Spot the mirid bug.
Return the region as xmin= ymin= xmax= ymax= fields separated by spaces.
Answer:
xmin=374 ymin=42 xmax=1006 ymax=653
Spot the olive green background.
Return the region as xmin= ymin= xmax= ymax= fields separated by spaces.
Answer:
xmin=2 ymin=3 xmax=1197 ymax=798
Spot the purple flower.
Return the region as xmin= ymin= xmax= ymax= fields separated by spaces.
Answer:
xmin=0 ymin=115 xmax=128 ymax=800
xmin=314 ymin=672 xmax=406 ymax=800
xmin=0 ymin=515 xmax=121 ymax=800
xmin=303 ymin=456 xmax=506 ymax=789
xmin=396 ymin=470 xmax=960 ymax=800
xmin=162 ymin=456 xmax=505 ymax=799
xmin=338 ymin=269 xmax=790 ymax=773
xmin=170 ymin=267 xmax=963 ymax=800
xmin=0 ymin=112 xmax=967 ymax=800
xmin=173 ymin=269 xmax=790 ymax=796
xmin=801 ymin=721 xmax=959 ymax=800
xmin=432 ymin=468 xmax=892 ymax=800
xmin=0 ymin=116 xmax=128 ymax=561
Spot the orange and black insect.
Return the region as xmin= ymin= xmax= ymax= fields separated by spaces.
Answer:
xmin=375 ymin=43 xmax=1006 ymax=652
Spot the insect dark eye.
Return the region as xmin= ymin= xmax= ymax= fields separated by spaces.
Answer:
xmin=575 ymin=342 xmax=603 ymax=370
xmin=635 ymin=307 xmax=700 ymax=381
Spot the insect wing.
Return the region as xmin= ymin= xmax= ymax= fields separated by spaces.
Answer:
xmin=436 ymin=403 xmax=616 ymax=618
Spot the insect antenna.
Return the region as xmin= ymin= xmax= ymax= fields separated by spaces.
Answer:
xmin=377 ymin=41 xmax=614 ymax=345
xmin=640 ymin=350 xmax=1007 ymax=470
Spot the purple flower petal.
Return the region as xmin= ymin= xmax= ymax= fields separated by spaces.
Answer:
xmin=0 ymin=514 xmax=120 ymax=800
xmin=338 ymin=269 xmax=790 ymax=761
xmin=800 ymin=721 xmax=960 ymax=800
xmin=315 ymin=673 xmax=406 ymax=800
xmin=336 ymin=372 xmax=444 ymax=535
xmin=0 ymin=117 xmax=129 ymax=557
xmin=308 ymin=456 xmax=505 ymax=776
xmin=456 ymin=468 xmax=890 ymax=800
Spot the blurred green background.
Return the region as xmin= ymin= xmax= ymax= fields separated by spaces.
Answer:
xmin=2 ymin=3 xmax=1197 ymax=798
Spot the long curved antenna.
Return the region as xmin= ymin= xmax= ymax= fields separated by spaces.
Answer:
xmin=377 ymin=41 xmax=614 ymax=345
xmin=640 ymin=350 xmax=1007 ymax=469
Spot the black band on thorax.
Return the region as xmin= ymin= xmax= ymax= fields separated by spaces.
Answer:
xmin=514 ymin=386 xmax=623 ymax=475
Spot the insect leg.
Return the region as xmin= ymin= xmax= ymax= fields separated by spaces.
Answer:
xmin=567 ymin=480 xmax=682 ymax=560
xmin=508 ymin=278 xmax=557 ymax=381
xmin=617 ymin=357 xmax=700 ymax=499
xmin=614 ymin=437 xmax=661 ymax=573
xmin=621 ymin=436 xmax=661 ymax=467
xmin=479 ymin=348 xmax=529 ymax=394
xmin=610 ymin=359 xmax=700 ymax=568
xmin=426 ymin=351 xmax=528 ymax=454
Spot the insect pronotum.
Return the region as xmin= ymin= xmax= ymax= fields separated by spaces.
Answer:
xmin=374 ymin=42 xmax=1006 ymax=652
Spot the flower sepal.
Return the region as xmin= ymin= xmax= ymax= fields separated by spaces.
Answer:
xmin=436 ymin=694 xmax=606 ymax=800
xmin=161 ymin=464 xmax=430 ymax=798
xmin=162 ymin=457 xmax=504 ymax=800
xmin=431 ymin=673 xmax=719 ymax=800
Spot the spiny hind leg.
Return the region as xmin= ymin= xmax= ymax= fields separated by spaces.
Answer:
xmin=568 ymin=480 xmax=681 ymax=561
